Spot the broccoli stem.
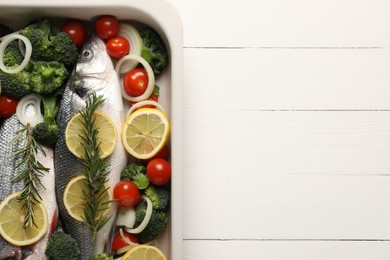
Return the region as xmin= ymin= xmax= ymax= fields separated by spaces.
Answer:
xmin=42 ymin=95 xmax=58 ymax=123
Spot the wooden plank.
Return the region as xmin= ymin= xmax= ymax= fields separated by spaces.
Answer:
xmin=183 ymin=173 xmax=390 ymax=239
xmin=184 ymin=110 xmax=390 ymax=176
xmin=183 ymin=240 xmax=390 ymax=260
xmin=183 ymin=48 xmax=390 ymax=110
xmin=171 ymin=0 xmax=390 ymax=47
xmin=183 ymin=111 xmax=390 ymax=239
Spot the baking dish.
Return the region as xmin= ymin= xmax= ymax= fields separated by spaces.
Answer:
xmin=0 ymin=0 xmax=183 ymax=258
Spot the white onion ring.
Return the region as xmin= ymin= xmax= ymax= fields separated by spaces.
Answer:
xmin=117 ymin=228 xmax=139 ymax=254
xmin=115 ymin=54 xmax=155 ymax=102
xmin=125 ymin=195 xmax=153 ymax=234
xmin=16 ymin=94 xmax=43 ymax=127
xmin=126 ymin=100 xmax=166 ymax=119
xmin=118 ymin=23 xmax=143 ymax=73
xmin=0 ymin=33 xmax=32 ymax=74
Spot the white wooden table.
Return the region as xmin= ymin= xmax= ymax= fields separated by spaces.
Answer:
xmin=169 ymin=0 xmax=390 ymax=259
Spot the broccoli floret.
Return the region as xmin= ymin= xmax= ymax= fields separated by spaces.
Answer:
xmin=3 ymin=41 xmax=24 ymax=67
xmin=144 ymin=184 xmax=169 ymax=210
xmin=32 ymin=95 xmax=59 ymax=146
xmin=20 ymin=18 xmax=79 ymax=68
xmin=139 ymin=28 xmax=169 ymax=75
xmin=0 ymin=69 xmax=31 ymax=99
xmin=45 ymin=230 xmax=81 ymax=260
xmin=134 ymin=200 xmax=168 ymax=243
xmin=30 ymin=61 xmax=68 ymax=95
xmin=121 ymin=162 xmax=149 ymax=189
xmin=0 ymin=42 xmax=32 ymax=99
xmin=91 ymin=253 xmax=114 ymax=260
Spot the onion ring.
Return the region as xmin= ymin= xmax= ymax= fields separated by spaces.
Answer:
xmin=0 ymin=33 xmax=32 ymax=74
xmin=115 ymin=54 xmax=155 ymax=102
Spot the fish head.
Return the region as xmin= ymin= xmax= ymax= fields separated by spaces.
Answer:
xmin=71 ymin=34 xmax=114 ymax=99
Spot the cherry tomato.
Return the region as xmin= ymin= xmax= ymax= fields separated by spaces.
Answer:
xmin=111 ymin=231 xmax=138 ymax=251
xmin=123 ymin=68 xmax=149 ymax=97
xmin=146 ymin=158 xmax=171 ymax=185
xmin=61 ymin=20 xmax=87 ymax=48
xmin=0 ymin=95 xmax=18 ymax=118
xmin=106 ymin=36 xmax=130 ymax=59
xmin=113 ymin=180 xmax=141 ymax=207
xmin=95 ymin=15 xmax=119 ymax=40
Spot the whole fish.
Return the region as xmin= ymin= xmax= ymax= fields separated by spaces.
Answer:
xmin=0 ymin=115 xmax=58 ymax=260
xmin=54 ymin=35 xmax=127 ymax=259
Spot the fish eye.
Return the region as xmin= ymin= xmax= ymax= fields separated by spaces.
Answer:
xmin=81 ymin=49 xmax=93 ymax=60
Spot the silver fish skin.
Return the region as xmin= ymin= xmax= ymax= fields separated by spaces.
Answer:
xmin=0 ymin=115 xmax=58 ymax=260
xmin=54 ymin=34 xmax=127 ymax=259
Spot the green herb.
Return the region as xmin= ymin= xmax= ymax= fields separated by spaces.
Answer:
xmin=78 ymin=94 xmax=113 ymax=238
xmin=12 ymin=123 xmax=49 ymax=229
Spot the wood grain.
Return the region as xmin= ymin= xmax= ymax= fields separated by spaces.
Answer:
xmin=183 ymin=240 xmax=390 ymax=260
xmin=171 ymin=0 xmax=390 ymax=258
xmin=183 ymin=48 xmax=390 ymax=110
xmin=171 ymin=0 xmax=390 ymax=47
xmin=183 ymin=173 xmax=390 ymax=239
xmin=184 ymin=110 xmax=390 ymax=176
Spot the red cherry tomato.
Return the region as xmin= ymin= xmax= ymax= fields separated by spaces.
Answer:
xmin=0 ymin=95 xmax=18 ymax=118
xmin=111 ymin=231 xmax=138 ymax=251
xmin=146 ymin=158 xmax=171 ymax=186
xmin=106 ymin=36 xmax=130 ymax=59
xmin=113 ymin=180 xmax=141 ymax=207
xmin=61 ymin=20 xmax=87 ymax=48
xmin=123 ymin=68 xmax=149 ymax=97
xmin=95 ymin=15 xmax=119 ymax=40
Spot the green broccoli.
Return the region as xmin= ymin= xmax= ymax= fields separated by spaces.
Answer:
xmin=91 ymin=253 xmax=114 ymax=260
xmin=144 ymin=184 xmax=169 ymax=210
xmin=30 ymin=61 xmax=68 ymax=95
xmin=0 ymin=70 xmax=31 ymax=99
xmin=45 ymin=230 xmax=81 ymax=260
xmin=3 ymin=41 xmax=24 ymax=67
xmin=121 ymin=162 xmax=149 ymax=189
xmin=0 ymin=42 xmax=32 ymax=99
xmin=32 ymin=95 xmax=59 ymax=146
xmin=140 ymin=28 xmax=169 ymax=75
xmin=19 ymin=18 xmax=79 ymax=68
xmin=134 ymin=200 xmax=168 ymax=243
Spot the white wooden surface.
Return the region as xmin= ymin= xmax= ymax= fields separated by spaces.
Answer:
xmin=168 ymin=0 xmax=390 ymax=258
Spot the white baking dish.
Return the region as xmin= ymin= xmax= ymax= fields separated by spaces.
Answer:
xmin=0 ymin=0 xmax=183 ymax=259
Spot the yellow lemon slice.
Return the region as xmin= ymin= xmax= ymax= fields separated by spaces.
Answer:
xmin=63 ymin=175 xmax=112 ymax=222
xmin=65 ymin=111 xmax=117 ymax=159
xmin=0 ymin=192 xmax=48 ymax=246
xmin=122 ymin=108 xmax=170 ymax=160
xmin=121 ymin=245 xmax=167 ymax=260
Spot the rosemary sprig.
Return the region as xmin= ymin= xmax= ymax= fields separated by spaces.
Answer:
xmin=78 ymin=94 xmax=113 ymax=238
xmin=12 ymin=123 xmax=49 ymax=229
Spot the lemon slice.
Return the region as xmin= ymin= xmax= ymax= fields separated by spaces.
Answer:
xmin=0 ymin=192 xmax=48 ymax=246
xmin=122 ymin=108 xmax=170 ymax=160
xmin=63 ymin=175 xmax=113 ymax=222
xmin=65 ymin=111 xmax=117 ymax=159
xmin=121 ymin=245 xmax=167 ymax=260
